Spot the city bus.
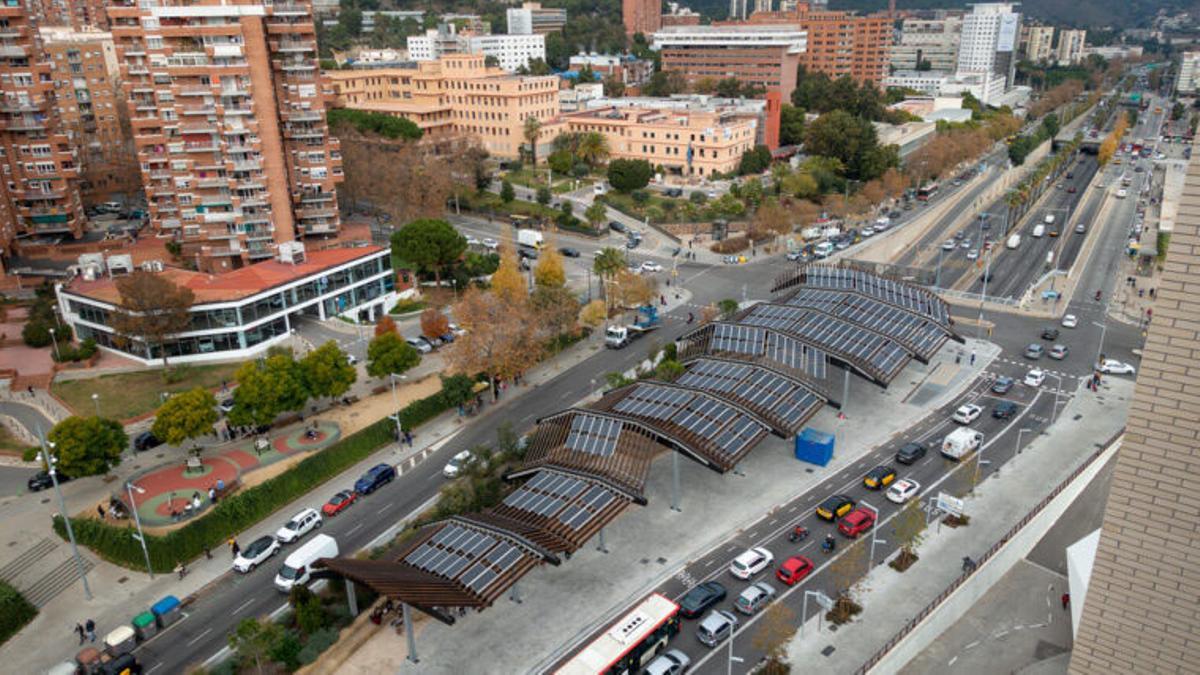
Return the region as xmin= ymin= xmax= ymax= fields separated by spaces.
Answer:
xmin=556 ymin=594 xmax=681 ymax=675
xmin=916 ymin=182 xmax=939 ymax=201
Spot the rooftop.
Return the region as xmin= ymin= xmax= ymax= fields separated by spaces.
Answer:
xmin=64 ymin=245 xmax=385 ymax=306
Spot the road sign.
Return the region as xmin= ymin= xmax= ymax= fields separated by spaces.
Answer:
xmin=936 ymin=492 xmax=964 ymax=517
xmin=813 ymin=591 xmax=835 ymax=611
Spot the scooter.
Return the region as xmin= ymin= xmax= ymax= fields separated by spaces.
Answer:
xmin=788 ymin=525 xmax=809 ymax=543
xmin=821 ymin=536 xmax=836 ymax=555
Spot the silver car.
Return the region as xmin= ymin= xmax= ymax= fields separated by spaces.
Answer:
xmin=734 ymin=581 xmax=777 ymax=615
xmin=643 ymin=649 xmax=691 ymax=675
xmin=697 ymin=609 xmax=739 ymax=647
xmin=406 ymin=337 xmax=432 ymax=354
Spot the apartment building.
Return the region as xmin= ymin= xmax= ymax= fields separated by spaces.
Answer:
xmin=1056 ymin=28 xmax=1086 ymax=66
xmin=563 ymin=106 xmax=756 ymax=177
xmin=652 ymin=25 xmax=807 ymax=100
xmin=107 ymin=0 xmax=343 ymax=273
xmin=41 ymin=26 xmax=140 ymax=204
xmin=623 ymin=0 xmax=662 ymax=38
xmin=506 ymin=3 xmax=566 ymax=35
xmin=408 ymin=26 xmax=545 ymax=72
xmin=1021 ymin=24 xmax=1054 ymax=63
xmin=0 ymin=1 xmax=86 ymax=253
xmin=568 ymin=53 xmax=654 ymax=86
xmin=956 ymin=2 xmax=1021 ymax=89
xmin=31 ymin=0 xmax=110 ymax=31
xmin=1177 ymin=51 xmax=1200 ymax=94
xmin=325 ymin=54 xmax=561 ymax=159
xmin=890 ymin=15 xmax=962 ymax=72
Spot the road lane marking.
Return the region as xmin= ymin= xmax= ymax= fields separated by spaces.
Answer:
xmin=233 ymin=598 xmax=255 ymax=615
xmin=186 ymin=628 xmax=213 ymax=647
xmin=347 ymin=523 xmax=364 ymax=536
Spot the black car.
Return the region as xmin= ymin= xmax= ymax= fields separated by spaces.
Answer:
xmin=608 ymin=221 xmax=626 ymax=234
xmin=134 ymin=431 xmax=162 ymax=452
xmin=991 ymin=376 xmax=1014 ymax=394
xmin=980 ymin=270 xmax=994 ymax=284
xmin=992 ymin=401 xmax=1019 ymax=420
xmin=518 ymin=248 xmax=539 ymax=260
xmin=1041 ymin=327 xmax=1060 ymax=341
xmin=28 ymin=470 xmax=70 ymax=492
xmin=558 ymin=247 xmax=581 ymax=258
xmin=678 ymin=581 xmax=727 ymax=619
xmin=895 ymin=442 xmax=928 ymax=465
xmin=625 ymin=238 xmax=641 ymax=250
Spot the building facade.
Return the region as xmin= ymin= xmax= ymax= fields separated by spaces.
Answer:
xmin=568 ymin=53 xmax=653 ymax=86
xmin=1021 ymin=24 xmax=1054 ymax=63
xmin=1068 ymin=143 xmax=1200 ymax=675
xmin=1055 ymin=29 xmax=1086 ymax=65
xmin=661 ymin=4 xmax=701 ymax=28
xmin=57 ymin=245 xmax=406 ymax=365
xmin=890 ymin=15 xmax=962 ymax=72
xmin=623 ymin=0 xmax=661 ymax=38
xmin=41 ymin=26 xmax=140 ymax=205
xmin=653 ymin=25 xmax=807 ymax=100
xmin=1177 ymin=51 xmax=1200 ymax=94
xmin=506 ymin=3 xmax=566 ymax=35
xmin=32 ymin=0 xmax=110 ymax=31
xmin=956 ymin=2 xmax=1021 ymax=89
xmin=408 ymin=27 xmax=545 ymax=72
xmin=325 ymin=54 xmax=561 ymax=159
xmin=0 ymin=1 xmax=86 ymax=249
xmin=107 ymin=0 xmax=343 ymax=273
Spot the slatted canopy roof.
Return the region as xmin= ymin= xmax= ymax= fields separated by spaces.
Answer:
xmin=778 ymin=289 xmax=956 ymax=361
xmin=513 ymin=411 xmax=659 ymax=499
xmin=675 ymin=357 xmax=825 ymax=436
xmin=772 ymin=263 xmax=953 ymax=327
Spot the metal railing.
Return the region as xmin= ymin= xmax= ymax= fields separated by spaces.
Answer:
xmin=855 ymin=428 xmax=1124 ymax=674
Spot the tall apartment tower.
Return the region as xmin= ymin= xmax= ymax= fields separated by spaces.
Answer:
xmin=32 ymin=0 xmax=111 ymax=31
xmin=1069 ymin=149 xmax=1200 ymax=674
xmin=623 ymin=0 xmax=662 ymax=37
xmin=107 ymin=0 xmax=342 ymax=273
xmin=956 ymin=2 xmax=1021 ymax=88
xmin=0 ymin=1 xmax=86 ymax=254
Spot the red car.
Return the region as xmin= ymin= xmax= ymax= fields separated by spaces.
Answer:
xmin=322 ymin=490 xmax=357 ymax=516
xmin=838 ymin=508 xmax=877 ymax=538
xmin=776 ymin=555 xmax=814 ymax=586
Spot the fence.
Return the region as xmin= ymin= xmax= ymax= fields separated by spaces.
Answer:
xmin=937 ymin=288 xmax=1021 ymax=307
xmin=855 ymin=427 xmax=1125 ymax=674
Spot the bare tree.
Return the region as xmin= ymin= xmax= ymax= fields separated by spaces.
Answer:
xmin=110 ymin=271 xmax=195 ymax=368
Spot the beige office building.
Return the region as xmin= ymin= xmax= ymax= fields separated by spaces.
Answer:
xmin=1069 ymin=148 xmax=1200 ymax=673
xmin=1022 ymin=24 xmax=1054 ymax=63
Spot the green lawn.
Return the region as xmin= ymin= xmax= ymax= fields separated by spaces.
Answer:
xmin=0 ymin=426 xmax=30 ymax=456
xmin=503 ymin=168 xmax=591 ymax=194
xmin=52 ymin=362 xmax=243 ymax=420
xmin=602 ymin=191 xmax=695 ymax=222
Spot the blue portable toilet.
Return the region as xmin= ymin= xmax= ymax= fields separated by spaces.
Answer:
xmin=794 ymin=429 xmax=834 ymax=466
xmin=151 ymin=595 xmax=182 ymax=628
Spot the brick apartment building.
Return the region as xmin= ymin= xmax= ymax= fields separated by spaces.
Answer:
xmin=32 ymin=0 xmax=110 ymax=31
xmin=107 ymin=0 xmax=343 ymax=273
xmin=623 ymin=0 xmax=662 ymax=38
xmin=652 ymin=24 xmax=807 ymax=100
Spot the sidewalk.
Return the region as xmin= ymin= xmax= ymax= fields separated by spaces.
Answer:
xmin=784 ymin=376 xmax=1132 ymax=673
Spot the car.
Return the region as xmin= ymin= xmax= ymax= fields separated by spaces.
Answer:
xmin=482 ymin=238 xmax=499 ymax=250
xmin=952 ymin=403 xmax=983 ymax=425
xmin=232 ymin=535 xmax=280 ymax=573
xmin=558 ymin=247 xmax=580 ymax=258
xmin=1049 ymin=344 xmax=1069 ymax=360
xmin=517 ymin=247 xmax=538 ymax=260
xmin=354 ymin=463 xmax=396 ymax=495
xmin=980 ymin=270 xmax=994 ymax=284
xmin=1049 ymin=227 xmax=1060 ymax=237
xmin=889 ymin=210 xmax=902 ymax=220
xmin=815 ymin=494 xmax=856 ymax=520
xmin=960 ymin=239 xmax=972 ymax=249
xmin=1055 ymin=182 xmax=1063 ymax=190
xmin=442 ymin=450 xmax=475 ymax=478
xmin=1024 ymin=369 xmax=1046 ymax=387
xmin=1024 ymin=343 xmax=1045 ymax=360
xmin=942 ymin=240 xmax=956 ymax=251
xmin=1041 ymin=327 xmax=1060 ymax=340
xmin=1117 ymin=188 xmax=1128 ymax=198
xmin=678 ymin=581 xmax=727 ymax=619
xmin=447 ymin=322 xmax=466 ymax=337
xmin=27 ymin=470 xmax=70 ymax=492
xmin=321 ymin=490 xmax=357 ymax=516
xmin=406 ymin=337 xmax=432 ymax=354
xmin=1067 ymin=186 xmax=1077 ymax=193
xmin=775 ymin=555 xmax=814 ymax=586
xmin=696 ymin=610 xmax=738 ymax=647
xmin=133 ymin=431 xmax=162 ymax=452
xmin=608 ymin=221 xmax=626 ymax=233
xmin=838 ymin=508 xmax=877 ymax=538
xmin=643 ymin=649 xmax=691 ymax=675
xmin=1061 ymin=314 xmax=1078 ymax=328
xmin=464 ymin=235 xmax=481 ymax=246
xmin=966 ymin=249 xmax=979 ymax=260
xmin=1098 ymin=359 xmax=1136 ymax=375
xmin=886 ymin=478 xmax=921 ymax=504
xmin=640 ymin=261 xmax=663 ymax=273
xmin=991 ymin=376 xmax=1014 ymax=394
xmin=729 ymin=547 xmax=774 ymax=579
xmin=734 ymin=581 xmax=777 ymax=615
xmin=1075 ymin=223 xmax=1086 ymax=234
xmin=895 ymin=441 xmax=927 ymax=465
xmin=992 ymin=401 xmax=1019 ymax=420
xmin=863 ymin=465 xmax=897 ymax=489
xmin=625 ymin=238 xmax=641 ymax=250
xmin=706 ymin=190 xmax=717 ymax=199
xmin=218 ymin=398 xmax=235 ymax=414
xmin=275 ymin=508 xmax=322 ymax=544
xmin=786 ymin=250 xmax=805 ymax=261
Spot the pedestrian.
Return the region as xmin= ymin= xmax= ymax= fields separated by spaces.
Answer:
xmin=228 ymin=537 xmax=239 ymax=557
xmin=404 ymin=430 xmax=413 ymax=447
xmin=74 ymin=622 xmax=86 ymax=645
xmin=97 ymin=504 xmax=105 ymax=520
xmin=208 ymin=485 xmax=216 ymax=504
xmin=203 ymin=544 xmax=212 ymax=560
xmin=1061 ymin=593 xmax=1070 ymax=610
xmin=970 ymin=349 xmax=976 ymax=366
xmin=26 ymin=385 xmax=33 ymax=397
xmin=85 ymin=618 xmax=96 ymax=643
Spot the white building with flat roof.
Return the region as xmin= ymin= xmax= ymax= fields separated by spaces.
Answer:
xmin=467 ymin=33 xmax=546 ymax=71
xmin=1178 ymin=51 xmax=1200 ymax=94
xmin=890 ymin=16 xmax=962 ymax=72
xmin=956 ymin=3 xmax=1021 ymax=89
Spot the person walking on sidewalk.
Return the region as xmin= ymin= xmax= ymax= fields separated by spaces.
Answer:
xmin=1061 ymin=593 xmax=1070 ymax=610
xmin=74 ymin=622 xmax=85 ymax=645
xmin=84 ymin=618 xmax=96 ymax=643
xmin=228 ymin=537 xmax=239 ymax=558
xmin=970 ymin=349 xmax=977 ymax=366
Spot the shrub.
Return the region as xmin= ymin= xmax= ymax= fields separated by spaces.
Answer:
xmin=296 ymin=627 xmax=340 ymax=665
xmin=21 ymin=321 xmax=51 ymax=348
xmin=711 ymin=236 xmax=750 ymax=254
xmin=270 ymin=629 xmax=303 ymax=672
xmin=0 ymin=580 xmax=36 ymax=646
xmin=389 ymin=298 xmax=426 ymax=315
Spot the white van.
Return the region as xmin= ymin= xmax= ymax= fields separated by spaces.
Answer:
xmin=1032 ymin=224 xmax=1045 ymax=238
xmin=275 ymin=534 xmax=338 ymax=592
xmin=1044 ymin=214 xmax=1055 ymax=225
xmin=593 ymin=182 xmax=607 ymax=196
xmin=813 ymin=241 xmax=835 ymax=259
xmin=941 ymin=427 xmax=983 ymax=460
xmin=1007 ymin=234 xmax=1021 ymax=249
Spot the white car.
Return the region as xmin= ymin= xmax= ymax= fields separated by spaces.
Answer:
xmin=729 ymin=547 xmax=774 ymax=580
xmin=1116 ymin=189 xmax=1128 ymax=199
xmin=1061 ymin=314 xmax=1078 ymax=328
xmin=1024 ymin=369 xmax=1046 ymax=387
xmin=1098 ymin=359 xmax=1136 ymax=375
xmin=345 ymin=354 xmax=358 ymax=366
xmin=482 ymin=238 xmax=499 ymax=250
xmin=640 ymin=261 xmax=663 ymax=273
xmin=442 ymin=450 xmax=475 ymax=478
xmin=275 ymin=508 xmax=322 ymax=544
xmin=233 ymin=535 xmax=280 ymax=573
xmin=952 ymin=403 xmax=983 ymax=425
xmin=966 ymin=249 xmax=979 ymax=260
xmin=886 ymin=478 xmax=921 ymax=504
xmin=464 ymin=235 xmax=481 ymax=246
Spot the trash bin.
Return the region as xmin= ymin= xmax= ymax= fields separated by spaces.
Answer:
xmin=103 ymin=625 xmax=136 ymax=657
xmin=151 ymin=594 xmax=182 ymax=628
xmin=132 ymin=611 xmax=157 ymax=641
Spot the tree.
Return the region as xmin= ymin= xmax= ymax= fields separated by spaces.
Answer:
xmin=536 ymin=186 xmax=552 ymax=206
xmin=490 ymin=244 xmax=526 ymax=305
xmin=737 ymin=145 xmax=772 ymax=175
xmin=804 ymin=110 xmax=896 ymax=181
xmin=826 ymin=539 xmax=867 ymax=624
xmin=576 ymin=132 xmax=610 ymax=167
xmin=300 ymin=341 xmax=357 ymax=402
xmin=523 ymin=116 xmax=543 ymax=166
xmin=229 ymin=617 xmax=283 ymax=675
xmin=420 ymin=308 xmax=450 ymax=339
xmin=374 ymin=315 xmax=397 ymax=336
xmin=390 ymin=218 xmax=466 ymax=287
xmin=585 ymin=201 xmax=607 ymax=229
xmin=607 ymin=159 xmax=653 ymax=192
xmin=753 ymin=197 xmax=791 ymax=244
xmin=592 ymin=247 xmax=626 ymax=311
xmin=548 ymin=149 xmax=573 ymax=176
xmin=229 ymin=354 xmax=309 ymax=427
xmin=531 ymin=285 xmax=580 ymax=339
xmin=500 ymin=180 xmax=515 ymax=203
xmin=753 ymin=602 xmax=798 ymax=673
xmin=641 ymin=70 xmax=687 ymax=97
xmin=578 ymin=299 xmax=607 ymax=328
xmin=448 ymin=287 xmax=542 ymax=394
xmin=152 ymin=387 xmax=218 ymax=451
xmin=366 ymin=332 xmax=421 ymax=379
xmin=891 ymin=498 xmax=928 ymax=571
xmin=534 ymin=246 xmax=566 ymax=288
xmin=1040 ymin=112 xmax=1061 ymax=138
xmin=46 ymin=415 xmax=128 ymax=477
xmin=110 ymin=271 xmax=195 ymax=368
xmin=602 ymin=74 xmax=624 ymax=97
xmin=718 ymin=298 xmax=740 ymax=319
xmin=612 ymin=270 xmax=656 ymax=309
xmin=779 ymin=104 xmax=806 ymax=146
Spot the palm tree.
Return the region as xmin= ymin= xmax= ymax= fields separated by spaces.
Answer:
xmin=577 ymin=132 xmax=610 ymax=167
xmin=523 ymin=116 xmax=542 ymax=167
xmin=592 ymin=247 xmax=626 ymax=311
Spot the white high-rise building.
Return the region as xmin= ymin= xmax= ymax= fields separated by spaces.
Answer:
xmin=890 ymin=15 xmax=963 ymax=72
xmin=1177 ymin=52 xmax=1200 ymax=95
xmin=955 ymin=2 xmax=1021 ymax=101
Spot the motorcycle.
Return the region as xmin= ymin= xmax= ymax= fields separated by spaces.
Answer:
xmin=821 ymin=536 xmax=836 ymax=554
xmin=788 ymin=525 xmax=809 ymax=543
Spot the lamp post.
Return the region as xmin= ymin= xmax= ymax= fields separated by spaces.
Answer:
xmin=1092 ymin=318 xmax=1108 ymax=369
xmin=91 ymin=393 xmax=100 ymax=417
xmin=48 ymin=328 xmax=61 ymax=361
xmin=51 ymin=303 xmax=62 ymax=329
xmin=972 ymin=432 xmax=988 ymax=494
xmin=1012 ymin=427 xmax=1034 ymax=470
xmin=37 ymin=433 xmax=92 ymax=600
xmin=1048 ymin=372 xmax=1063 ymax=423
xmin=125 ymin=481 xmax=154 ymax=578
xmin=859 ymin=499 xmax=882 ymax=572
xmin=388 ymin=373 xmax=408 ymax=441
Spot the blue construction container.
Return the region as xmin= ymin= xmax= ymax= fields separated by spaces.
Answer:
xmin=794 ymin=429 xmax=834 ymax=466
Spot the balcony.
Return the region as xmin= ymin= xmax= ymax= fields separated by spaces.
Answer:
xmin=296 ymin=207 xmax=336 ymax=220
xmin=273 ymin=40 xmax=315 ymax=53
xmin=244 ymin=228 xmax=273 ymax=240
xmin=284 ymin=110 xmax=322 ymax=122
xmin=270 ymin=4 xmax=309 ymax=15
xmin=206 ymin=246 xmax=243 ymax=257
xmin=230 ymin=159 xmax=261 ymax=171
xmin=248 ymin=248 xmax=274 ymax=259
xmin=0 ymin=45 xmax=27 ymax=58
xmin=183 ymin=143 xmax=220 ymax=153
xmin=197 ymin=177 xmax=229 ymax=188
xmin=7 ymin=119 xmax=46 ymax=131
xmin=302 ymin=222 xmax=338 ymax=234
xmin=223 ymin=107 xmax=253 ymax=116
xmin=206 ymin=230 xmax=239 ymax=240
xmin=178 ymin=87 xmax=212 ymax=96
xmin=127 ymin=66 xmax=150 ymax=75
xmin=180 ymin=123 xmax=217 ymax=134
xmin=180 ymin=106 xmax=216 ymax=116
xmin=0 ymin=100 xmax=41 ymax=113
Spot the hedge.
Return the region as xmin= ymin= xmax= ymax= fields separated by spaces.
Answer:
xmin=53 ymin=379 xmax=468 ymax=572
xmin=0 ymin=581 xmax=36 ymax=646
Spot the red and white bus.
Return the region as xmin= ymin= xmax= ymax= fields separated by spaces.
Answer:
xmin=916 ymin=182 xmax=939 ymax=201
xmin=556 ymin=594 xmax=682 ymax=675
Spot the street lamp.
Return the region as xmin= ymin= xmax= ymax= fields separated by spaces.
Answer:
xmin=48 ymin=327 xmax=61 ymax=361
xmin=37 ymin=433 xmax=92 ymax=600
xmin=51 ymin=303 xmax=62 ymax=329
xmin=972 ymin=432 xmax=988 ymax=494
xmin=727 ymin=628 xmax=743 ymax=675
xmin=91 ymin=393 xmax=100 ymax=417
xmin=125 ymin=481 xmax=154 ymax=578
xmin=1048 ymin=372 xmax=1063 ymax=423
xmin=388 ymin=373 xmax=408 ymax=441
xmin=1092 ymin=318 xmax=1108 ymax=369
xmin=859 ymin=499 xmax=883 ymax=572
xmin=1011 ymin=427 xmax=1034 ymax=471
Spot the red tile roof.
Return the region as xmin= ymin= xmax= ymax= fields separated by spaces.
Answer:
xmin=64 ymin=246 xmax=387 ymax=306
